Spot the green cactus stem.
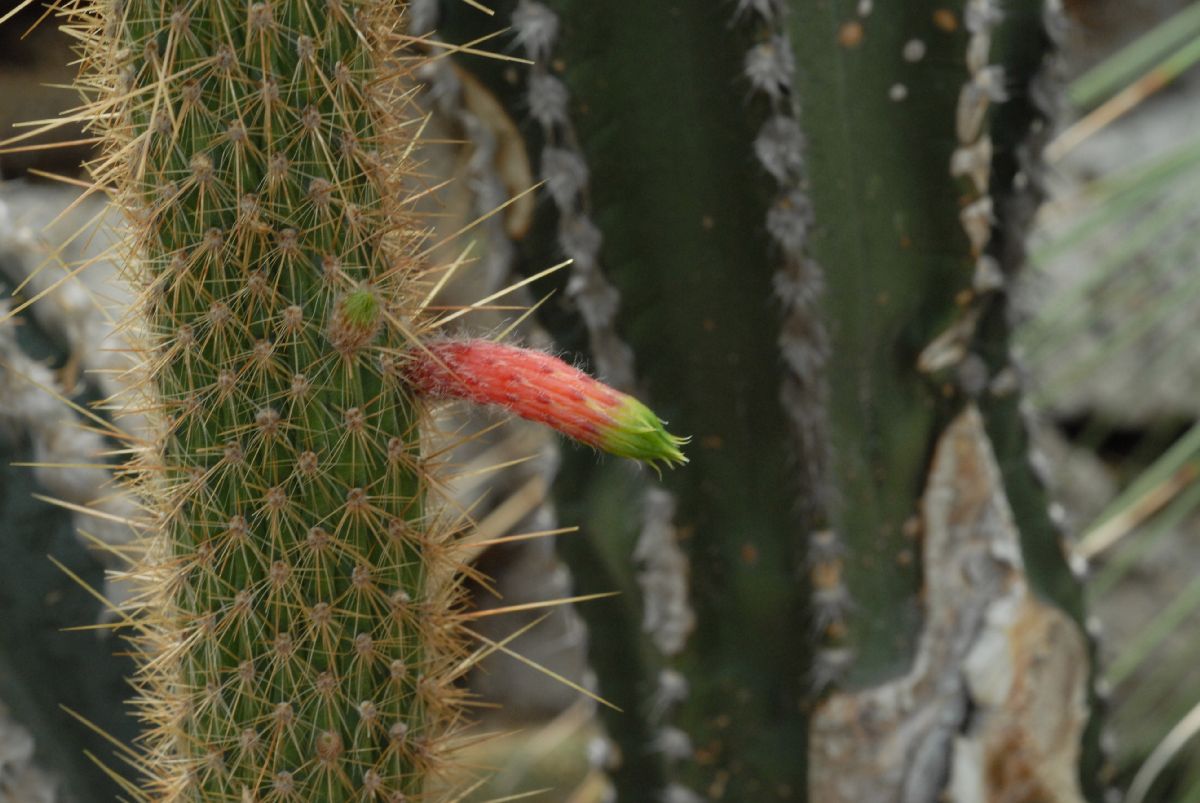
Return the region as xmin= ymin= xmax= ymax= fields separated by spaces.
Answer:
xmin=71 ymin=0 xmax=472 ymax=798
xmin=788 ymin=0 xmax=1091 ymax=686
xmin=511 ymin=1 xmax=814 ymax=798
xmin=432 ymin=0 xmax=1102 ymax=799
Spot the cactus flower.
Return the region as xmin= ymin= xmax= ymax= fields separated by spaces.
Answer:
xmin=405 ymin=340 xmax=688 ymax=469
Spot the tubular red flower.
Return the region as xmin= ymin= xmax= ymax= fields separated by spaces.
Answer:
xmin=404 ymin=340 xmax=687 ymax=469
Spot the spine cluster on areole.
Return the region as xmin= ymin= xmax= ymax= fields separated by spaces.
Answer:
xmin=74 ymin=0 xmax=466 ymax=798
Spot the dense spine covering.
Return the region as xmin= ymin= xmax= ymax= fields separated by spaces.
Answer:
xmin=71 ymin=0 xmax=467 ymax=798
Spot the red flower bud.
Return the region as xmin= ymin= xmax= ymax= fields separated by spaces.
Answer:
xmin=404 ymin=340 xmax=687 ymax=470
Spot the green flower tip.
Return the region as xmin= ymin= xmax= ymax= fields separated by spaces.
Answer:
xmin=602 ymin=397 xmax=690 ymax=473
xmin=342 ymin=288 xmax=380 ymax=327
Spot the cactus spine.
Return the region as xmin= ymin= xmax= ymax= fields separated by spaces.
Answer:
xmin=74 ymin=0 xmax=465 ymax=797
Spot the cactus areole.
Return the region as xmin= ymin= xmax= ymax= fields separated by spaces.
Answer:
xmin=75 ymin=0 xmax=681 ymax=797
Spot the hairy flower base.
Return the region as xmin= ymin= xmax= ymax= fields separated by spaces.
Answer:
xmin=404 ymin=340 xmax=688 ymax=469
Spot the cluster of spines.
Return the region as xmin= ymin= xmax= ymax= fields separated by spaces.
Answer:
xmin=65 ymin=0 xmax=470 ymax=798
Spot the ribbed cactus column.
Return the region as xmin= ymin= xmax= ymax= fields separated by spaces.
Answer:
xmin=430 ymin=0 xmax=1101 ymax=800
xmin=80 ymin=1 xmax=456 ymax=798
xmin=787 ymin=0 xmax=1086 ymax=681
xmin=498 ymin=1 xmax=814 ymax=798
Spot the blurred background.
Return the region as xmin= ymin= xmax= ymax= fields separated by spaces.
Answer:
xmin=1 ymin=0 xmax=1200 ymax=801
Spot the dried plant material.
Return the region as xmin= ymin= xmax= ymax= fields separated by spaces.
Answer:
xmin=810 ymin=406 xmax=1089 ymax=803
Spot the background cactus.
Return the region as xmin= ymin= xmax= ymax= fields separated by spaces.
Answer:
xmin=0 ymin=184 xmax=143 ymax=802
xmin=428 ymin=0 xmax=1102 ymax=800
xmin=0 ymin=314 xmax=132 ymax=802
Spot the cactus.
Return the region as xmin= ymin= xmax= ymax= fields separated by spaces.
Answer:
xmin=35 ymin=0 xmax=494 ymax=798
xmin=19 ymin=3 xmax=688 ymax=800
xmin=429 ymin=0 xmax=1103 ymax=800
xmin=0 ymin=0 xmax=1109 ymax=797
xmin=69 ymin=1 xmax=468 ymax=797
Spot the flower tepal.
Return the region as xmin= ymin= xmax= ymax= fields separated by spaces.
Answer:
xmin=405 ymin=340 xmax=688 ymax=469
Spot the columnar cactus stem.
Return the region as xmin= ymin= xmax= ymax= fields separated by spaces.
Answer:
xmin=500 ymin=1 xmax=812 ymax=797
xmin=429 ymin=0 xmax=1101 ymax=799
xmin=71 ymin=0 xmax=468 ymax=798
